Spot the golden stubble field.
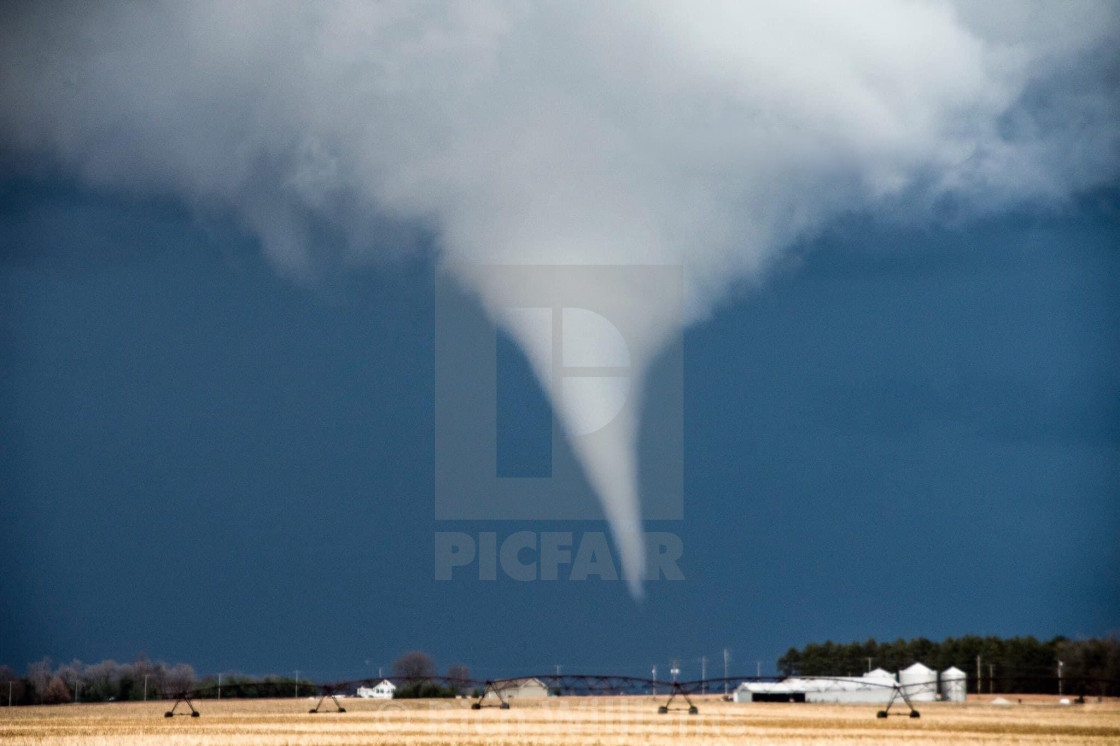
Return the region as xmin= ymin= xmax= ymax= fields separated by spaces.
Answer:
xmin=1 ymin=695 xmax=1118 ymax=746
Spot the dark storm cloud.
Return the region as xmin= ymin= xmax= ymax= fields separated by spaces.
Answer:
xmin=1 ymin=0 xmax=1117 ymax=593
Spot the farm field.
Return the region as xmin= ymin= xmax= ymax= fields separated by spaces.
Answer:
xmin=1 ymin=695 xmax=1118 ymax=745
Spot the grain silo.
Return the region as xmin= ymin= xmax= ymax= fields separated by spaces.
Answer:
xmin=940 ymin=666 xmax=966 ymax=702
xmin=899 ymin=662 xmax=937 ymax=702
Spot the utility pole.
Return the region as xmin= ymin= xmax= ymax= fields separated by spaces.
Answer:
xmin=73 ymin=678 xmax=79 ymax=704
xmin=8 ymin=680 xmax=12 ymax=707
xmin=756 ymin=661 xmax=761 ymax=678
xmin=651 ymin=666 xmax=657 ymax=696
xmin=976 ymin=656 xmax=981 ymax=696
xmin=218 ymin=673 xmax=221 ymax=701
xmin=989 ymin=664 xmax=995 ymax=695
xmin=294 ymin=671 xmax=300 ymax=698
xmin=144 ymin=674 xmax=149 ymax=702
xmin=1058 ymin=660 xmax=1064 ymax=696
xmin=701 ymin=657 xmax=707 ymax=695
xmin=723 ymin=649 xmax=730 ymax=697
xmin=867 ymin=657 xmax=873 ymax=673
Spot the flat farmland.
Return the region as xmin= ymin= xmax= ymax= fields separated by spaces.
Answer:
xmin=1 ymin=696 xmax=1118 ymax=745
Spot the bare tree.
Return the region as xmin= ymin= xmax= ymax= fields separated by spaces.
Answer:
xmin=151 ymin=662 xmax=170 ymax=698
xmin=117 ymin=654 xmax=164 ymax=700
xmin=130 ymin=653 xmax=154 ymax=682
xmin=446 ymin=664 xmax=471 ymax=695
xmin=164 ymin=664 xmax=196 ymax=695
xmin=55 ymin=659 xmax=84 ymax=700
xmin=27 ymin=658 xmax=52 ymax=704
xmin=392 ymin=651 xmax=437 ymax=680
xmin=83 ymin=660 xmax=121 ymax=701
xmin=0 ymin=665 xmax=26 ymax=705
xmin=43 ymin=676 xmax=71 ymax=705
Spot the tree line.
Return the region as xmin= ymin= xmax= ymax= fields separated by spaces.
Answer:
xmin=0 ymin=650 xmax=472 ymax=705
xmin=388 ymin=650 xmax=472 ymax=698
xmin=0 ymin=655 xmax=196 ymax=705
xmin=777 ymin=635 xmax=1120 ymax=695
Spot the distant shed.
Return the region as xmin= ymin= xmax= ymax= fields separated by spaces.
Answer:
xmin=487 ymin=677 xmax=549 ymax=699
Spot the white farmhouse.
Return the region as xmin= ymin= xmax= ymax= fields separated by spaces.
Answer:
xmin=356 ymin=679 xmax=397 ymax=699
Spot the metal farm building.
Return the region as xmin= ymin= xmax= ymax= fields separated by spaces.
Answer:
xmin=734 ymin=663 xmax=968 ymax=704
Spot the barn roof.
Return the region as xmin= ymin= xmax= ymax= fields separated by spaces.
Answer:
xmin=494 ymin=677 xmax=547 ymax=690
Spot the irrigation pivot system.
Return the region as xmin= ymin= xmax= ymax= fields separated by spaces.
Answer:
xmin=160 ymin=672 xmax=1117 ymax=720
xmin=161 ymin=673 xmax=928 ymax=719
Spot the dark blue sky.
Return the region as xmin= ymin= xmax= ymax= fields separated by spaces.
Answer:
xmin=1 ymin=180 xmax=1117 ymax=681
